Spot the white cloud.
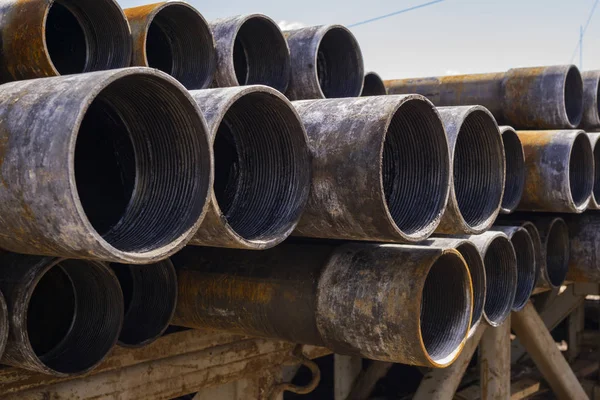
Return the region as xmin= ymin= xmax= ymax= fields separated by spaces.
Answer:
xmin=278 ymin=20 xmax=306 ymax=31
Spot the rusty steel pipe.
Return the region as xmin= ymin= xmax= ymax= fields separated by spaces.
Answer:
xmin=499 ymin=126 xmax=526 ymax=214
xmin=210 ymin=14 xmax=290 ymax=92
xmin=293 ymin=95 xmax=450 ymax=243
xmin=493 ymin=226 xmax=536 ymax=311
xmin=125 ymin=2 xmax=216 ymax=90
xmin=385 ymin=65 xmax=583 ymax=129
xmin=361 ymin=72 xmax=387 ymax=96
xmin=435 ymin=106 xmax=505 ymax=234
xmin=581 ymin=70 xmax=600 ymax=129
xmin=0 ymin=0 xmax=132 ymax=83
xmin=468 ymin=232 xmax=517 ymax=327
xmin=588 ymin=132 xmax=600 ymax=209
xmin=188 ymin=85 xmax=310 ymax=249
xmin=562 ymin=213 xmax=600 ymax=282
xmin=425 ymin=237 xmax=486 ymax=337
xmin=110 ymin=260 xmax=177 ymax=348
xmin=0 ymin=68 xmax=213 ymax=263
xmin=285 ymin=25 xmax=364 ymax=100
xmin=172 ymin=243 xmax=472 ymax=368
xmin=517 ymin=130 xmax=593 ymax=213
xmin=0 ymin=253 xmax=123 ymax=376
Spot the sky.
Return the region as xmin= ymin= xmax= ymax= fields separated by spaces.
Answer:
xmin=117 ymin=0 xmax=600 ymax=80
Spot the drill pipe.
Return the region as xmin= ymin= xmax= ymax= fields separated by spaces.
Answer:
xmin=172 ymin=243 xmax=473 ymax=368
xmin=562 ymin=213 xmax=600 ymax=282
xmin=435 ymin=106 xmax=505 ymax=234
xmin=210 ymin=14 xmax=290 ymax=92
xmin=588 ymin=132 xmax=600 ymax=209
xmin=0 ymin=68 xmax=213 ymax=263
xmin=517 ymin=130 xmax=593 ymax=213
xmin=492 ymin=226 xmax=536 ymax=311
xmin=468 ymin=231 xmax=517 ymax=327
xmin=0 ymin=0 xmax=132 ymax=83
xmin=188 ymin=85 xmax=310 ymax=250
xmin=499 ymin=126 xmax=526 ymax=214
xmin=285 ymin=25 xmax=364 ymax=100
xmin=110 ymin=260 xmax=177 ymax=348
xmin=424 ymin=237 xmax=486 ymax=337
xmin=361 ymin=72 xmax=387 ymax=96
xmin=385 ymin=65 xmax=583 ymax=129
xmin=581 ymin=70 xmax=600 ymax=130
xmin=292 ymin=95 xmax=450 ymax=243
xmin=125 ymin=1 xmax=216 ymax=90
xmin=0 ymin=252 xmax=123 ymax=376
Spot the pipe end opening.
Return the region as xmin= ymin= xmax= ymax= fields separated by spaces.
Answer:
xmin=361 ymin=72 xmax=386 ymax=96
xmin=546 ymin=219 xmax=570 ymax=288
xmin=483 ymin=237 xmax=516 ymax=326
xmin=565 ymin=66 xmax=584 ymax=127
xmin=456 ymin=243 xmax=485 ymax=329
xmin=569 ymin=133 xmax=593 ymax=208
xmin=500 ymin=129 xmax=525 ymax=213
xmin=510 ymin=229 xmax=536 ymax=310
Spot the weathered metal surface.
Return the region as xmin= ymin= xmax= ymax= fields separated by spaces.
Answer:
xmin=492 ymin=226 xmax=536 ymax=311
xmin=587 ymin=132 xmax=600 ymax=209
xmin=0 ymin=288 xmax=8 ymax=365
xmin=0 ymin=0 xmax=132 ymax=83
xmin=210 ymin=14 xmax=290 ymax=92
xmin=361 ymin=72 xmax=387 ymax=96
xmin=284 ymin=25 xmax=364 ymax=100
xmin=0 ymin=252 xmax=123 ymax=376
xmin=424 ymin=237 xmax=486 ymax=337
xmin=516 ymin=130 xmax=593 ymax=213
xmin=581 ymin=70 xmax=600 ymax=129
xmin=124 ymin=1 xmax=216 ymax=89
xmin=111 ymin=259 xmax=177 ymax=348
xmin=172 ymin=243 xmax=473 ymax=367
xmin=0 ymin=68 xmax=213 ymax=263
xmin=526 ymin=216 xmax=570 ymax=288
xmin=479 ymin=317 xmax=511 ymax=400
xmin=188 ymin=85 xmax=310 ymax=250
xmin=292 ymin=95 xmax=450 ymax=243
xmin=563 ymin=213 xmax=600 ymax=282
xmin=499 ymin=126 xmax=525 ymax=214
xmin=468 ymin=231 xmax=517 ymax=327
xmin=385 ymin=65 xmax=583 ymax=129
xmin=435 ymin=106 xmax=505 ymax=234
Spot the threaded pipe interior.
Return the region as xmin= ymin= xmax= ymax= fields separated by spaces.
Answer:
xmin=546 ymin=219 xmax=569 ymax=287
xmin=213 ymin=91 xmax=309 ymax=241
xmin=569 ymin=133 xmax=593 ymax=208
xmin=594 ymin=140 xmax=600 ymax=203
xmin=501 ymin=130 xmax=525 ymax=212
xmin=316 ymin=27 xmax=362 ymax=98
xmin=510 ymin=229 xmax=536 ymax=310
xmin=457 ymin=243 xmax=485 ymax=329
xmin=565 ymin=66 xmax=584 ymax=127
xmin=483 ymin=237 xmax=516 ymax=325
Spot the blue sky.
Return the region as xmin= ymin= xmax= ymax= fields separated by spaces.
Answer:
xmin=117 ymin=0 xmax=600 ymax=79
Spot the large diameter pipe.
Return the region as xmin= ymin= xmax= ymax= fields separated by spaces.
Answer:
xmin=517 ymin=130 xmax=593 ymax=213
xmin=435 ymin=106 xmax=505 ymax=234
xmin=0 ymin=68 xmax=213 ymax=263
xmin=292 ymin=95 xmax=450 ymax=243
xmin=493 ymin=226 xmax=536 ymax=311
xmin=0 ymin=0 xmax=132 ymax=83
xmin=468 ymin=231 xmax=517 ymax=327
xmin=110 ymin=260 xmax=177 ymax=348
xmin=499 ymin=126 xmax=526 ymax=214
xmin=581 ymin=70 xmax=600 ymax=129
xmin=285 ymin=25 xmax=364 ymax=100
xmin=188 ymin=85 xmax=310 ymax=249
xmin=125 ymin=1 xmax=216 ymax=90
xmin=210 ymin=14 xmax=290 ymax=92
xmin=0 ymin=252 xmax=123 ymax=376
xmin=425 ymin=237 xmax=486 ymax=337
xmin=385 ymin=65 xmax=584 ymax=129
xmin=361 ymin=72 xmax=387 ymax=96
xmin=172 ymin=243 xmax=473 ymax=368
xmin=588 ymin=132 xmax=600 ymax=209
xmin=563 ymin=213 xmax=600 ymax=282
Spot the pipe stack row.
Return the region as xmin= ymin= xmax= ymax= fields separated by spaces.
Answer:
xmin=0 ymin=0 xmax=591 ymax=379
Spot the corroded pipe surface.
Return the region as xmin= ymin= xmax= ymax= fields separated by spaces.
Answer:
xmin=293 ymin=95 xmax=450 ymax=243
xmin=425 ymin=237 xmax=486 ymax=337
xmin=110 ymin=260 xmax=177 ymax=348
xmin=361 ymin=72 xmax=387 ymax=96
xmin=385 ymin=65 xmax=583 ymax=129
xmin=0 ymin=252 xmax=123 ymax=376
xmin=172 ymin=243 xmax=473 ymax=368
xmin=468 ymin=231 xmax=517 ymax=327
xmin=188 ymin=85 xmax=310 ymax=249
xmin=517 ymin=130 xmax=593 ymax=213
xmin=0 ymin=0 xmax=132 ymax=83
xmin=0 ymin=68 xmax=213 ymax=263
xmin=563 ymin=213 xmax=600 ymax=282
xmin=493 ymin=226 xmax=536 ymax=311
xmin=210 ymin=14 xmax=290 ymax=92
xmin=588 ymin=132 xmax=600 ymax=209
xmin=285 ymin=25 xmax=364 ymax=100
xmin=581 ymin=70 xmax=600 ymax=129
xmin=499 ymin=126 xmax=526 ymax=214
xmin=125 ymin=1 xmax=216 ymax=89
xmin=435 ymin=106 xmax=505 ymax=234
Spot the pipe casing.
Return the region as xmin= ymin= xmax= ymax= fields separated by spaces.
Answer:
xmin=581 ymin=70 xmax=600 ymax=129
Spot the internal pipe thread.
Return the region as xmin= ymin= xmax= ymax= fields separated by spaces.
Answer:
xmin=510 ymin=229 xmax=536 ymax=310
xmin=546 ymin=219 xmax=570 ymax=287
xmin=500 ymin=128 xmax=525 ymax=213
xmin=456 ymin=243 xmax=486 ymax=329
xmin=569 ymin=133 xmax=594 ymax=208
xmin=483 ymin=237 xmax=516 ymax=325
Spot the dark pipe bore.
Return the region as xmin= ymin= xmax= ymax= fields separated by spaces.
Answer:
xmin=569 ymin=133 xmax=594 ymax=208
xmin=546 ymin=219 xmax=570 ymax=288
xmin=509 ymin=229 xmax=536 ymax=310
xmin=317 ymin=27 xmax=362 ymax=98
xmin=456 ymin=243 xmax=486 ymax=330
xmin=565 ymin=66 xmax=584 ymax=127
xmin=500 ymin=127 xmax=525 ymax=213
xmin=483 ymin=237 xmax=517 ymax=326
xmin=361 ymin=72 xmax=386 ymax=96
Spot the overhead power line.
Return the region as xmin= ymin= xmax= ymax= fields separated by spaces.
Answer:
xmin=347 ymin=0 xmax=444 ymax=28
xmin=570 ymin=0 xmax=600 ymax=66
